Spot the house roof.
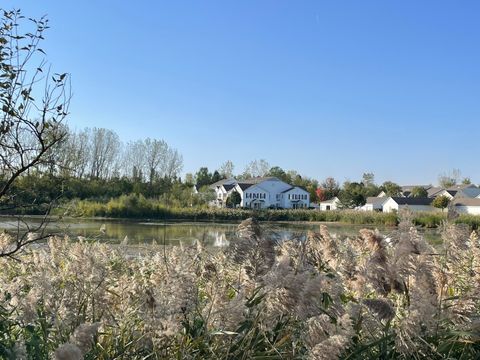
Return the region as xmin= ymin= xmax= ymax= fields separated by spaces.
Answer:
xmin=427 ymin=187 xmax=444 ymax=197
xmin=223 ymin=184 xmax=235 ymax=191
xmin=210 ymin=178 xmax=236 ymax=188
xmin=320 ymin=197 xmax=339 ymax=204
xmin=444 ymin=190 xmax=457 ymax=197
xmin=447 ymin=184 xmax=478 ymax=191
xmin=390 ymin=197 xmax=433 ymax=206
xmin=452 ymin=198 xmax=480 ymax=207
xmin=237 ymin=183 xmax=254 ymax=191
xmin=456 ymin=187 xmax=480 ymax=198
xmin=281 ymin=186 xmax=310 ymax=194
xmin=238 ymin=176 xmax=280 ymax=184
xmin=366 ymin=197 xmax=387 ymax=205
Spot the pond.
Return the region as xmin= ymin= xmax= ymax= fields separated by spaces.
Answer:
xmin=0 ymin=216 xmax=442 ymax=247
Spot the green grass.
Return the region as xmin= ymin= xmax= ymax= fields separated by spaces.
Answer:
xmin=53 ymin=194 xmax=480 ymax=229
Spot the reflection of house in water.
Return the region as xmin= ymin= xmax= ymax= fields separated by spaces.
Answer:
xmin=210 ymin=231 xmax=230 ymax=247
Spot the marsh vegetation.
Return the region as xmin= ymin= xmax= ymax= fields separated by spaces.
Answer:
xmin=1 ymin=215 xmax=479 ymax=359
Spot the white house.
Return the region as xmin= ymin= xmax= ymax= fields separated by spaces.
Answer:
xmin=361 ymin=197 xmax=387 ymax=211
xmin=210 ymin=178 xmax=237 ymax=207
xmin=382 ymin=197 xmax=440 ymax=213
xmin=236 ymin=177 xmax=310 ymax=209
xmin=211 ymin=177 xmax=310 ymax=209
xmin=452 ymin=198 xmax=480 ymax=215
xmin=433 ymin=189 xmax=457 ymax=200
xmin=319 ymin=197 xmax=340 ymax=211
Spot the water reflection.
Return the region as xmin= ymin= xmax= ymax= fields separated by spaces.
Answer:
xmin=0 ymin=216 xmax=442 ymax=247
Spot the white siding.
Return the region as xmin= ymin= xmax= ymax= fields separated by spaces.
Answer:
xmin=436 ymin=190 xmax=454 ymax=199
xmin=229 ymin=178 xmax=310 ymax=209
xmin=243 ymin=185 xmax=270 ymax=209
xmin=319 ymin=197 xmax=340 ymax=211
xmin=382 ymin=198 xmax=399 ymax=213
xmin=382 ymin=198 xmax=439 ymax=213
xmin=398 ymin=205 xmax=439 ymax=212
xmin=361 ymin=204 xmax=374 ymax=211
xmin=281 ymin=187 xmax=310 ymax=209
xmin=455 ymin=206 xmax=480 ymax=215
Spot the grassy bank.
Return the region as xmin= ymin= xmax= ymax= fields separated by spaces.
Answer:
xmin=56 ymin=194 xmax=480 ymax=229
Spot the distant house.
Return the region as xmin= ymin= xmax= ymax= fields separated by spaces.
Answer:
xmin=211 ymin=177 xmax=310 ymax=209
xmin=361 ymin=197 xmax=387 ymax=211
xmin=427 ymin=187 xmax=444 ymax=198
xmin=429 ymin=184 xmax=480 ymax=199
xmin=452 ymin=198 xmax=480 ymax=215
xmin=433 ymin=189 xmax=458 ymax=200
xmin=319 ymin=197 xmax=340 ymax=211
xmin=382 ymin=197 xmax=439 ymax=213
xmin=377 ymin=185 xmax=432 ymax=198
xmin=448 ymin=184 xmax=480 ymax=198
xmin=209 ymin=178 xmax=238 ymax=207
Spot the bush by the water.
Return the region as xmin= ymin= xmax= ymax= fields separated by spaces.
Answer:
xmin=1 ymin=216 xmax=480 ymax=359
xmin=62 ymin=194 xmax=480 ymax=229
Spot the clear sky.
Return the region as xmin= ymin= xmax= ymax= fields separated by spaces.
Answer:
xmin=6 ymin=1 xmax=480 ymax=185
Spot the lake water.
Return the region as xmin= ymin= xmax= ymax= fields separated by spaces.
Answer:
xmin=0 ymin=216 xmax=442 ymax=247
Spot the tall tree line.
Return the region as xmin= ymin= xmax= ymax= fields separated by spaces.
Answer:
xmin=48 ymin=127 xmax=183 ymax=181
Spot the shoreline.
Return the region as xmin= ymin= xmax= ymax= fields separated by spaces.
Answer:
xmin=0 ymin=211 xmax=473 ymax=230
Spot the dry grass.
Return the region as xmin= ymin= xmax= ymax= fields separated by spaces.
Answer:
xmin=0 ymin=213 xmax=479 ymax=359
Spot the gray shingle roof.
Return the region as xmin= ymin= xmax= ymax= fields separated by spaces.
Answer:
xmin=366 ymin=197 xmax=387 ymax=205
xmin=391 ymin=197 xmax=433 ymax=206
xmin=452 ymin=198 xmax=480 ymax=207
xmin=210 ymin=178 xmax=236 ymax=188
xmin=238 ymin=183 xmax=254 ymax=191
xmin=238 ymin=176 xmax=280 ymax=184
xmin=427 ymin=187 xmax=443 ymax=197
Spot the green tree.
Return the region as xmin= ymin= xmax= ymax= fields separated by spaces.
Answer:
xmin=432 ymin=195 xmax=450 ymax=211
xmin=195 ymin=167 xmax=212 ymax=187
xmin=360 ymin=172 xmax=379 ymax=197
xmin=411 ymin=186 xmax=428 ymax=198
xmin=267 ymin=166 xmax=290 ymax=183
xmin=339 ymin=182 xmax=366 ymax=208
xmin=381 ymin=181 xmax=402 ymax=197
xmin=321 ymin=177 xmax=340 ymax=200
xmin=226 ymin=191 xmax=241 ymax=208
xmin=184 ymin=173 xmax=195 ymax=186
xmin=211 ymin=170 xmax=223 ymax=183
xmin=362 ymin=172 xmax=375 ymax=187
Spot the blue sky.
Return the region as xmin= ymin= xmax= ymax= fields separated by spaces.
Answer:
xmin=7 ymin=1 xmax=480 ymax=185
